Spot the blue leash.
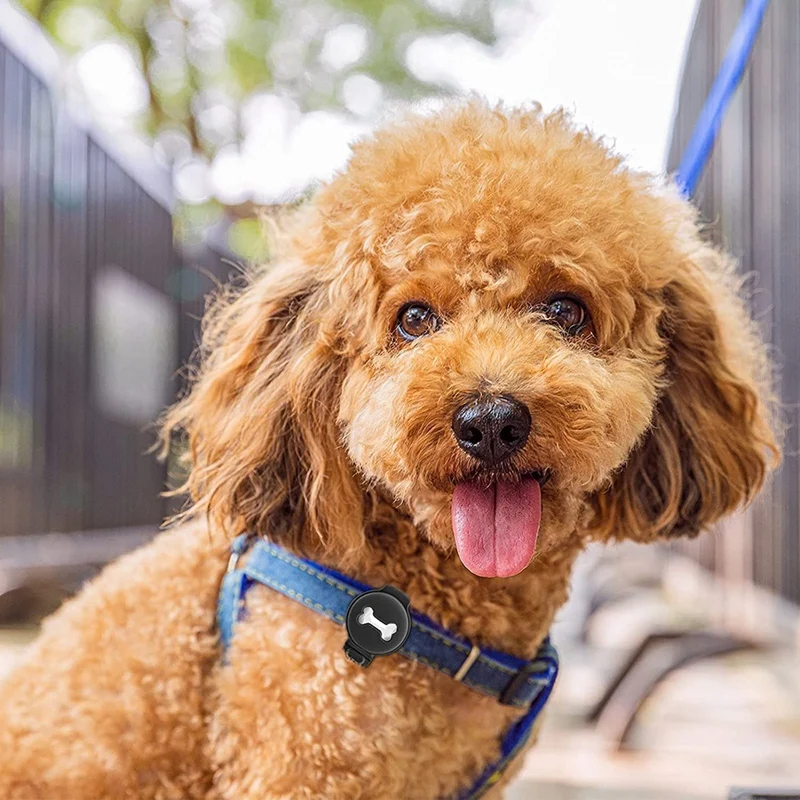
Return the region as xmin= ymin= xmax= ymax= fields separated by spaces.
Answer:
xmin=218 ymin=535 xmax=559 ymax=800
xmin=675 ymin=0 xmax=770 ymax=197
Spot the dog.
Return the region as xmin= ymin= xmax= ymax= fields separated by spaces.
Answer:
xmin=0 ymin=100 xmax=778 ymax=799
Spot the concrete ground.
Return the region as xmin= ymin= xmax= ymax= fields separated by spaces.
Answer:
xmin=512 ymin=640 xmax=800 ymax=799
xmin=2 ymin=547 xmax=799 ymax=800
xmin=510 ymin=547 xmax=800 ymax=800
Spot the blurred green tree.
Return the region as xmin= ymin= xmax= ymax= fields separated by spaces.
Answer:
xmin=20 ymin=0 xmax=512 ymax=156
xmin=18 ymin=0 xmax=523 ymax=252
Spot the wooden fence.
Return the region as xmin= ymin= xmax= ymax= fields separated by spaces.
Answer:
xmin=668 ymin=0 xmax=800 ymax=607
xmin=0 ymin=3 xmax=230 ymax=542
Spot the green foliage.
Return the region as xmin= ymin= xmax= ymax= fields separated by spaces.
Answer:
xmin=18 ymin=0 xmax=521 ymax=255
xmin=226 ymin=216 xmax=271 ymax=262
xmin=20 ymin=0 xmax=511 ymax=158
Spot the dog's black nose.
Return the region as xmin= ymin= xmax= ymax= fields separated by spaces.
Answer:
xmin=451 ymin=395 xmax=531 ymax=465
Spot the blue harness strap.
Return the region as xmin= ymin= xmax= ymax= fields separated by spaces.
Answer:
xmin=217 ymin=535 xmax=558 ymax=800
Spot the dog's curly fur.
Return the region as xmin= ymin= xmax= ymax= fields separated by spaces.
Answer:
xmin=0 ymin=101 xmax=779 ymax=799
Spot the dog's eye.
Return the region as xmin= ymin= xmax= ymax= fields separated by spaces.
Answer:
xmin=542 ymin=295 xmax=588 ymax=335
xmin=396 ymin=302 xmax=441 ymax=341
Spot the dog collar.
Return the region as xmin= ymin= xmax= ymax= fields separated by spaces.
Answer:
xmin=217 ymin=534 xmax=558 ymax=799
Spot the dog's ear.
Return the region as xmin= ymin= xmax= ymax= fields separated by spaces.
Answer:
xmin=162 ymin=247 xmax=369 ymax=558
xmin=590 ymin=233 xmax=779 ymax=542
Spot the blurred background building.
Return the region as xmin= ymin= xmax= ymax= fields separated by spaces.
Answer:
xmin=0 ymin=0 xmax=798 ymax=797
xmin=0 ymin=0 xmax=234 ymax=607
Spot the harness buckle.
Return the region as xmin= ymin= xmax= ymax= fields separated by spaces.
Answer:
xmin=226 ymin=534 xmax=254 ymax=573
xmin=499 ymin=659 xmax=539 ymax=706
xmin=226 ymin=551 xmax=241 ymax=573
xmin=343 ymin=641 xmax=374 ymax=668
xmin=452 ymin=644 xmax=481 ymax=683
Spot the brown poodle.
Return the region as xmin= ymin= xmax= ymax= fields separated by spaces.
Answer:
xmin=0 ymin=101 xmax=778 ymax=799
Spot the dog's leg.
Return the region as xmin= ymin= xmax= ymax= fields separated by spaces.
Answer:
xmin=0 ymin=524 xmax=224 ymax=800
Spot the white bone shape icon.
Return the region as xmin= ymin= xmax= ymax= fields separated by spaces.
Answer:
xmin=357 ymin=606 xmax=397 ymax=641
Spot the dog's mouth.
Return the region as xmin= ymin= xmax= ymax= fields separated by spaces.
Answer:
xmin=450 ymin=470 xmax=549 ymax=579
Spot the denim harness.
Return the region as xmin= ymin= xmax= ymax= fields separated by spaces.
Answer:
xmin=217 ymin=535 xmax=558 ymax=799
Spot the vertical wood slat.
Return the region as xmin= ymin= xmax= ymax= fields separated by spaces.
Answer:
xmin=749 ymin=0 xmax=778 ymax=595
xmin=1 ymin=47 xmax=40 ymax=536
xmin=777 ymin=0 xmax=800 ymax=603
xmin=0 ymin=25 xmax=227 ymax=540
xmin=668 ymin=0 xmax=800 ymax=606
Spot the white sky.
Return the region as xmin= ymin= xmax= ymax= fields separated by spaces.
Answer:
xmin=408 ymin=0 xmax=699 ymax=173
xmin=76 ymin=0 xmax=699 ymax=204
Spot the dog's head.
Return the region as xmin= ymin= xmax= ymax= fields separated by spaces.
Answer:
xmin=165 ymin=102 xmax=778 ymax=576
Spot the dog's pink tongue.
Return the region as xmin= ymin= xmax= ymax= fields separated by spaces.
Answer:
xmin=451 ymin=478 xmax=541 ymax=578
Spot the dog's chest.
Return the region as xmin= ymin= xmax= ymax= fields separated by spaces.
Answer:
xmin=208 ymin=584 xmax=521 ymax=799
